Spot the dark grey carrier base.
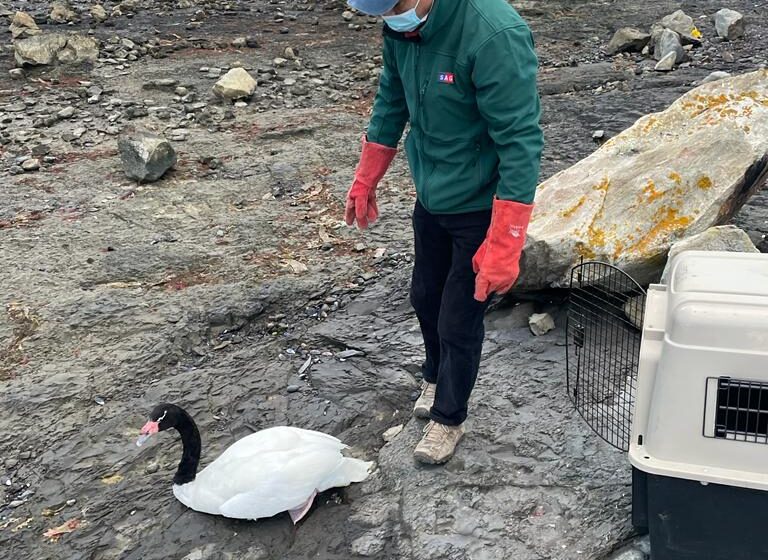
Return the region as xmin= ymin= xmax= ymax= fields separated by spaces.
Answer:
xmin=632 ymin=467 xmax=768 ymax=559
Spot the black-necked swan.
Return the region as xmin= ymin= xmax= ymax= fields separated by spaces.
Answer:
xmin=135 ymin=403 xmax=374 ymax=523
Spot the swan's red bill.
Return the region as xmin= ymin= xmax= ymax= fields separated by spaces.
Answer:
xmin=136 ymin=420 xmax=159 ymax=447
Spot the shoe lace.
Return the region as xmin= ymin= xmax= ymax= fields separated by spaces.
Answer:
xmin=422 ymin=421 xmax=451 ymax=444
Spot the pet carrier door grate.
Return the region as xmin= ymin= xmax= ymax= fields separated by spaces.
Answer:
xmin=566 ymin=261 xmax=646 ymax=451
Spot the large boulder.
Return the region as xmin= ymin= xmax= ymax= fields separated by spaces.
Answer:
xmin=14 ymin=33 xmax=99 ymax=67
xmin=653 ymin=28 xmax=687 ymax=63
xmin=659 ymin=9 xmax=702 ymax=45
xmin=520 ymin=70 xmax=768 ymax=289
xmin=118 ymin=131 xmax=177 ymax=183
xmin=660 ymin=225 xmax=759 ymax=282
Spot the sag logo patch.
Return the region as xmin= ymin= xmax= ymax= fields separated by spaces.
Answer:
xmin=438 ymin=72 xmax=455 ymax=84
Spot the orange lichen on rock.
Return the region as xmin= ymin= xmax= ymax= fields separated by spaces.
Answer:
xmin=593 ymin=176 xmax=610 ymax=192
xmin=641 ymin=179 xmax=664 ymax=202
xmin=668 ymin=172 xmax=682 ymax=184
xmin=628 ymin=206 xmax=693 ymax=256
xmin=697 ymin=176 xmax=713 ymax=190
xmin=575 ymin=242 xmax=596 ymax=260
xmin=561 ymin=195 xmax=587 ymax=218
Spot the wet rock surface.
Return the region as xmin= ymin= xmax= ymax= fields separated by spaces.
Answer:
xmin=0 ymin=1 xmax=767 ymax=559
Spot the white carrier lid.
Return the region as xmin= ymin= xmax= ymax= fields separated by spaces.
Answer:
xmin=671 ymin=251 xmax=768 ymax=298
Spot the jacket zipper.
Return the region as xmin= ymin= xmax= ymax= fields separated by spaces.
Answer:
xmin=414 ymin=43 xmax=433 ymax=209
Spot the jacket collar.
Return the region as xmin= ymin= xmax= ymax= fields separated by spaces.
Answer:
xmin=382 ymin=0 xmax=459 ymax=43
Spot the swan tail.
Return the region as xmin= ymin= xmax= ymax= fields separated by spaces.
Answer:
xmin=341 ymin=457 xmax=375 ymax=483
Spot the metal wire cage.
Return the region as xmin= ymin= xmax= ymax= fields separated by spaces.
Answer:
xmin=566 ymin=261 xmax=646 ymax=451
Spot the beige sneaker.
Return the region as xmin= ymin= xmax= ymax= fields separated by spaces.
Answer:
xmin=413 ymin=420 xmax=465 ymax=464
xmin=413 ymin=382 xmax=436 ymax=419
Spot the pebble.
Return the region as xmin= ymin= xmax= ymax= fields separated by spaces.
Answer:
xmin=529 ymin=313 xmax=556 ymax=336
xmin=66 ymin=498 xmax=77 ymax=506
xmin=9 ymin=69 xmax=24 ymax=80
xmin=9 ymin=500 xmax=25 ymax=508
xmin=18 ymin=451 xmax=31 ymax=460
xmin=57 ymin=106 xmax=76 ymax=119
xmin=342 ymin=10 xmax=354 ymax=21
xmin=21 ymin=158 xmax=40 ymax=172
xmin=5 ymin=459 xmax=18 ymax=469
xmin=723 ymin=51 xmax=736 ymax=63
xmin=145 ymin=462 xmax=159 ymax=474
xmin=287 ymin=384 xmax=300 ymax=393
xmin=383 ymin=424 xmax=404 ymax=442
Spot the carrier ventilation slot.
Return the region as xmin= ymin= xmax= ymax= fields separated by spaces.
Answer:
xmin=707 ymin=378 xmax=768 ymax=444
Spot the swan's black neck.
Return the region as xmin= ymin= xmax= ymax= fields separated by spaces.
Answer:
xmin=172 ymin=408 xmax=201 ymax=485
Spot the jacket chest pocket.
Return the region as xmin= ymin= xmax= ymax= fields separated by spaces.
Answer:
xmin=420 ymin=55 xmax=477 ymax=138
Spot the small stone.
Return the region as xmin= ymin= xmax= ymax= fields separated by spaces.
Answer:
xmin=592 ymin=130 xmax=606 ymax=141
xmin=606 ymin=28 xmax=651 ymax=55
xmin=723 ymin=51 xmax=736 ymax=63
xmin=284 ymin=46 xmax=297 ymax=59
xmin=21 ymin=158 xmax=40 ymax=171
xmin=9 ymin=68 xmax=24 ymax=80
xmin=701 ymin=71 xmax=731 ymax=84
xmin=57 ymin=106 xmax=75 ymax=119
xmin=66 ymin=498 xmax=77 ymax=506
xmin=145 ymin=462 xmax=159 ymax=474
xmin=273 ymin=57 xmax=288 ymax=67
xmin=714 ymin=9 xmax=745 ymax=41
xmin=529 ymin=313 xmax=555 ymax=336
xmin=9 ymin=11 xmax=41 ymax=39
xmin=232 ymin=37 xmax=247 ymax=48
xmin=654 ymin=51 xmax=677 ymax=72
xmin=212 ymin=68 xmax=257 ymax=100
xmin=342 ymin=11 xmax=354 ymax=21
xmin=118 ymin=131 xmax=177 ymax=182
xmin=9 ymin=500 xmax=25 ymax=508
xmin=287 ymin=385 xmax=300 ymax=393
xmin=383 ymin=425 xmax=404 ymax=442
xmin=143 ymin=78 xmax=178 ymax=90
xmin=18 ymin=451 xmax=31 ymax=460
xmin=5 ymin=459 xmax=18 ymax=469
xmin=49 ymin=1 xmax=77 ymax=24
xmin=91 ymin=4 xmax=108 ymax=22
xmin=337 ymin=349 xmax=365 ymax=359
xmin=246 ymin=36 xmax=259 ymax=48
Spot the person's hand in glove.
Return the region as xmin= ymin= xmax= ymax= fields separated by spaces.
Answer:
xmin=345 ymin=136 xmax=397 ymax=230
xmin=472 ymin=198 xmax=534 ymax=302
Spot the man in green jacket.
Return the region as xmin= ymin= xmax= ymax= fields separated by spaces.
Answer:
xmin=344 ymin=0 xmax=543 ymax=464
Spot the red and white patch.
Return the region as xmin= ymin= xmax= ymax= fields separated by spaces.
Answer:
xmin=140 ymin=421 xmax=160 ymax=435
xmin=438 ymin=72 xmax=455 ymax=84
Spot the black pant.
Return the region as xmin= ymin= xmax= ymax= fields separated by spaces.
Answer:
xmin=410 ymin=200 xmax=492 ymax=426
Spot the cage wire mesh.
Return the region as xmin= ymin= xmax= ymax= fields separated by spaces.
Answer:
xmin=566 ymin=261 xmax=646 ymax=451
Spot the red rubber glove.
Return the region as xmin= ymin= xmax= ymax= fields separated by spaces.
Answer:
xmin=345 ymin=136 xmax=397 ymax=230
xmin=472 ymin=198 xmax=534 ymax=302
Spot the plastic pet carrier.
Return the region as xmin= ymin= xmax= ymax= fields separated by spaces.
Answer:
xmin=566 ymin=251 xmax=768 ymax=560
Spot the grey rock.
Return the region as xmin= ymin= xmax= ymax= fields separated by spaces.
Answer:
xmin=607 ymin=548 xmax=646 ymax=560
xmin=382 ymin=424 xmax=403 ymax=442
xmin=14 ymin=33 xmax=99 ymax=67
xmin=350 ymin=532 xmax=386 ymax=556
xmin=661 ymin=225 xmax=759 ymax=283
xmin=49 ymin=2 xmax=76 ymax=24
xmin=5 ymin=459 xmax=18 ymax=468
xmin=231 ymin=37 xmax=247 ymax=48
xmin=701 ymin=71 xmax=731 ymax=84
xmin=9 ymin=11 xmax=41 ymax=39
xmin=91 ymin=4 xmax=108 ymax=22
xmin=117 ymin=131 xmax=177 ymax=183
xmin=145 ymin=462 xmax=159 ymax=474
xmin=606 ymin=28 xmax=651 ymax=55
xmin=654 ymin=29 xmax=687 ymax=63
xmin=9 ymin=68 xmax=24 ymax=80
xmin=654 ymin=51 xmax=677 ymax=72
xmin=21 ymin=158 xmax=40 ymax=171
xmin=714 ymin=9 xmax=745 ymax=41
xmin=660 ymin=9 xmax=701 ymax=44
xmin=342 ymin=11 xmax=355 ymax=21
xmin=529 ymin=313 xmax=555 ymax=336
xmin=57 ymin=106 xmax=75 ymax=119
xmin=143 ymin=78 xmax=178 ymax=90
xmin=286 ymin=385 xmax=300 ymax=393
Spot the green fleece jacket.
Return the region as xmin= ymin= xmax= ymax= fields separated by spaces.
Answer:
xmin=366 ymin=0 xmax=543 ymax=213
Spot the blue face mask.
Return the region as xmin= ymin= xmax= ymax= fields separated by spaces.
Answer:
xmin=383 ymin=0 xmax=427 ymax=32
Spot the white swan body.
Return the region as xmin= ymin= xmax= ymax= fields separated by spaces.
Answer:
xmin=171 ymin=426 xmax=373 ymax=521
